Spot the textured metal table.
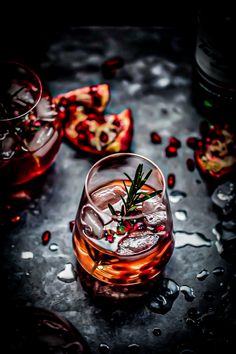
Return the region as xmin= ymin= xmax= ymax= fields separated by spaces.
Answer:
xmin=1 ymin=27 xmax=235 ymax=354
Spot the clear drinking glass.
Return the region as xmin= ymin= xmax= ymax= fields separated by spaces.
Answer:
xmin=0 ymin=61 xmax=63 ymax=186
xmin=73 ymin=153 xmax=174 ymax=286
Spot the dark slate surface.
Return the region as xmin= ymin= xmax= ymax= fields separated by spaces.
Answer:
xmin=1 ymin=27 xmax=235 ymax=354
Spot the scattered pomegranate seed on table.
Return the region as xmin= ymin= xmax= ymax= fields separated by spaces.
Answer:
xmin=42 ymin=230 xmax=51 ymax=245
xmin=150 ymin=132 xmax=162 ymax=144
xmin=186 ymin=137 xmax=199 ymax=150
xmin=186 ymin=158 xmax=195 ymax=172
xmin=101 ymin=56 xmax=124 ymax=79
xmin=168 ymin=173 xmax=176 ymax=188
xmin=166 ymin=145 xmax=178 ymax=157
xmin=169 ymin=136 xmax=181 ymax=148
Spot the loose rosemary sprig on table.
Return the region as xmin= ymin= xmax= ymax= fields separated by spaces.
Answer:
xmin=108 ymin=163 xmax=162 ymax=217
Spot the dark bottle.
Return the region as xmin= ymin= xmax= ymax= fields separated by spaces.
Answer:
xmin=192 ymin=7 xmax=236 ymax=121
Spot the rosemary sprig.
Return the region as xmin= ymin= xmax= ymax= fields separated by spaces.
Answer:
xmin=108 ymin=163 xmax=162 ymax=217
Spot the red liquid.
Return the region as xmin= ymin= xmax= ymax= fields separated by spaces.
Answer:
xmin=73 ymin=180 xmax=174 ymax=285
xmin=0 ymin=78 xmax=63 ymax=185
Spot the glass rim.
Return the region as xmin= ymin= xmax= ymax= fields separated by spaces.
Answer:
xmin=0 ymin=61 xmax=43 ymax=122
xmin=84 ymin=152 xmax=166 ymax=221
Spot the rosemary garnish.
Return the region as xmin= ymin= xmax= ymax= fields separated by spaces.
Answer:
xmin=108 ymin=163 xmax=162 ymax=217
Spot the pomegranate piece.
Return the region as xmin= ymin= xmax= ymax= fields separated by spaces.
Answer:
xmin=150 ymin=132 xmax=162 ymax=144
xmin=65 ymin=108 xmax=133 ymax=155
xmin=195 ymin=122 xmax=236 ymax=179
xmin=53 ymin=84 xmax=110 ymax=115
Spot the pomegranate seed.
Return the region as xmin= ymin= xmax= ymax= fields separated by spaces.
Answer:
xmin=69 ymin=220 xmax=75 ymax=232
xmin=58 ymin=111 xmax=66 ymax=120
xmin=11 ymin=215 xmax=21 ymax=224
xmin=156 ymin=224 xmax=165 ymax=232
xmin=167 ymin=173 xmax=176 ymax=188
xmin=166 ymin=145 xmax=177 ymax=157
xmin=186 ymin=137 xmax=199 ymax=150
xmin=205 ymin=137 xmax=211 ymax=144
xmin=42 ymin=230 xmax=51 ymax=245
xmin=101 ymin=56 xmax=124 ymax=78
xmin=68 ymin=105 xmax=77 ymax=113
xmin=106 ymin=234 xmax=114 ymax=243
xmin=113 ymin=118 xmax=121 ymax=127
xmin=60 ymin=98 xmax=68 ymax=106
xmin=150 ymin=132 xmax=162 ymax=144
xmin=169 ymin=136 xmax=181 ymax=148
xmin=186 ymin=158 xmax=195 ymax=172
xmin=33 ymin=121 xmax=41 ymax=127
xmin=90 ymin=85 xmax=98 ymax=92
xmin=133 ymin=222 xmax=146 ymax=231
xmin=100 ymin=131 xmax=109 ymax=143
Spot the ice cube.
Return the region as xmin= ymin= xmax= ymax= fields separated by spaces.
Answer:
xmin=81 ymin=205 xmax=104 ymax=239
xmin=117 ymin=231 xmax=159 ymax=255
xmin=0 ymin=134 xmax=18 ymax=160
xmin=91 ymin=184 xmax=126 ymax=210
xmin=211 ymin=181 xmax=236 ymax=216
xmin=143 ymin=197 xmax=167 ymax=226
xmin=26 ymin=125 xmax=55 ymax=152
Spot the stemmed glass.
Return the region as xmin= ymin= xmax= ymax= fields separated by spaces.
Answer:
xmin=0 ymin=61 xmax=63 ymax=186
xmin=73 ymin=153 xmax=174 ymax=286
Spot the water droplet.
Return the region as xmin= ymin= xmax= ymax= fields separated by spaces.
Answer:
xmin=169 ymin=190 xmax=187 ymax=203
xmin=153 ymin=328 xmax=162 ymax=336
xmin=147 ymin=278 xmax=180 ymax=314
xmin=21 ymin=251 xmax=34 ymax=260
xmin=32 ymin=209 xmax=40 ymax=215
xmin=180 ymin=285 xmax=195 ymax=302
xmin=57 ymin=263 xmax=77 ymax=283
xmin=99 ymin=343 xmax=110 ymax=353
xmin=175 ymin=210 xmax=187 ymax=221
xmin=196 ymin=269 xmax=209 ymax=281
xmin=49 ymin=243 xmax=59 ymax=252
xmin=42 ymin=230 xmax=51 ymax=245
xmin=127 ymin=343 xmax=140 ymax=353
xmin=174 ymin=231 xmax=212 ymax=248
xmin=212 ymin=266 xmax=224 ymax=276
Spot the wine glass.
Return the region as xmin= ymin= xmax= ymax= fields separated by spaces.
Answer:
xmin=73 ymin=153 xmax=174 ymax=286
xmin=0 ymin=61 xmax=63 ymax=186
